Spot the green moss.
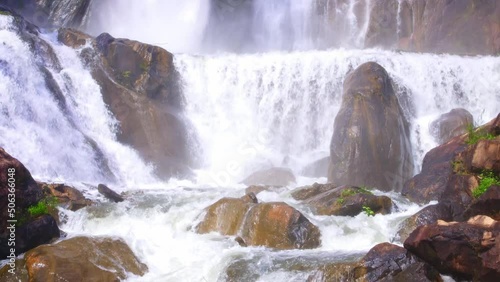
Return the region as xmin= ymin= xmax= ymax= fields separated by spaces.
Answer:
xmin=0 ymin=11 xmax=11 ymax=16
xmin=362 ymin=205 xmax=375 ymax=217
xmin=451 ymin=159 xmax=467 ymax=175
xmin=27 ymin=196 xmax=58 ymax=218
xmin=473 ymin=171 xmax=500 ymax=198
xmin=466 ymin=124 xmax=496 ymax=145
xmin=337 ymin=187 xmax=373 ymax=205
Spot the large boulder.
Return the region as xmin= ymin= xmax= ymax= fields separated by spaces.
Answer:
xmin=196 ymin=197 xmax=320 ymax=250
xmin=328 ymin=62 xmax=414 ymax=192
xmin=429 ymin=108 xmax=473 ymax=145
xmin=57 ymin=29 xmax=197 ymax=180
xmin=241 ymin=167 xmax=296 ymax=187
xmin=21 ymin=236 xmax=148 ymax=281
xmin=239 ymin=202 xmax=321 ymax=249
xmin=404 ymin=216 xmax=500 ymax=281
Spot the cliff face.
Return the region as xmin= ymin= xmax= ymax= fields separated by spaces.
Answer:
xmin=365 ymin=0 xmax=500 ymax=56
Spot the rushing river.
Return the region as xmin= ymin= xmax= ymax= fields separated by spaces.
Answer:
xmin=1 ymin=0 xmax=500 ymax=281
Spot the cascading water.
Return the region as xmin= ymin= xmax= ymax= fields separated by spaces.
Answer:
xmin=1 ymin=0 xmax=500 ymax=281
xmin=0 ymin=15 xmax=156 ymax=188
xmin=176 ymin=49 xmax=500 ymax=185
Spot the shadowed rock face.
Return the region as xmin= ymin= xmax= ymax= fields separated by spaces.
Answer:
xmin=328 ymin=62 xmax=414 ymax=192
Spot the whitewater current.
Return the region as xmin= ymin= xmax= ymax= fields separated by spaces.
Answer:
xmin=1 ymin=12 xmax=500 ymax=281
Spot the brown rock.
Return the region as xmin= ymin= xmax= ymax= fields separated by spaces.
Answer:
xmin=429 ymin=108 xmax=473 ymax=145
xmin=303 ymin=185 xmax=393 ymax=216
xmin=24 ymin=236 xmax=148 ymax=281
xmin=402 ymin=133 xmax=468 ymax=204
xmin=196 ymin=198 xmax=320 ymax=249
xmin=57 ymin=31 xmax=196 ymax=180
xmin=0 ymin=259 xmax=28 ymax=282
xmin=291 ymin=182 xmax=336 ymax=201
xmin=353 ymin=243 xmax=441 ymax=282
xmin=328 ymin=62 xmax=414 ymax=192
xmin=396 ymin=204 xmax=452 ymax=243
xmin=38 ymin=182 xmax=92 ymax=211
xmin=240 ymin=202 xmax=320 ymax=249
xmin=404 ymin=217 xmax=500 ymax=281
xmin=97 ymin=184 xmax=124 ymax=203
xmin=15 ymin=215 xmax=60 ymax=256
xmin=57 ymin=28 xmax=91 ymax=48
xmin=440 ymin=174 xmax=478 ymax=220
xmin=241 ymin=167 xmax=296 ymax=186
xmin=196 ymin=198 xmax=254 ymax=236
xmin=463 ymin=139 xmax=500 ymax=174
xmin=0 ymin=148 xmax=45 ymax=257
xmin=464 ymin=185 xmax=500 ymax=220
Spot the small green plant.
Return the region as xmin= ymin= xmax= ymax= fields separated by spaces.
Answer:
xmin=473 ymin=171 xmax=500 ymax=198
xmin=27 ymin=196 xmax=58 ymax=218
xmin=466 ymin=124 xmax=496 ymax=145
xmin=140 ymin=61 xmax=149 ymax=72
xmin=121 ymin=70 xmax=132 ymax=79
xmin=362 ymin=205 xmax=375 ymax=217
xmin=336 ymin=198 xmax=345 ymax=205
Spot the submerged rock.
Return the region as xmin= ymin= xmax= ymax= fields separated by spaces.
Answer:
xmin=242 ymin=167 xmax=296 ymax=187
xmin=404 ymin=216 xmax=500 ymax=281
xmin=23 ymin=236 xmax=148 ymax=281
xmin=430 ymin=108 xmax=473 ymax=145
xmin=97 ymin=184 xmax=124 ymax=203
xmin=196 ymin=197 xmax=320 ymax=250
xmin=300 ymin=156 xmax=330 ymax=178
xmin=328 ymin=62 xmax=414 ymax=192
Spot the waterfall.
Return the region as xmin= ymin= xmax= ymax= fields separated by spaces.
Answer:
xmin=0 ymin=15 xmax=156 ymax=187
xmin=176 ymin=49 xmax=500 ymax=185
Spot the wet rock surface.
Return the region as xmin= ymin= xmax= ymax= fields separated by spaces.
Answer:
xmin=328 ymin=62 xmax=414 ymax=192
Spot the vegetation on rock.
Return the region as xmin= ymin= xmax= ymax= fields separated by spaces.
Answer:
xmin=473 ymin=171 xmax=500 ymax=198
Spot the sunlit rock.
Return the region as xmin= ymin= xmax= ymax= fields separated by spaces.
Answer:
xmin=38 ymin=182 xmax=92 ymax=211
xmin=196 ymin=197 xmax=320 ymax=250
xmin=328 ymin=62 xmax=414 ymax=192
xmin=23 ymin=236 xmax=148 ymax=281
